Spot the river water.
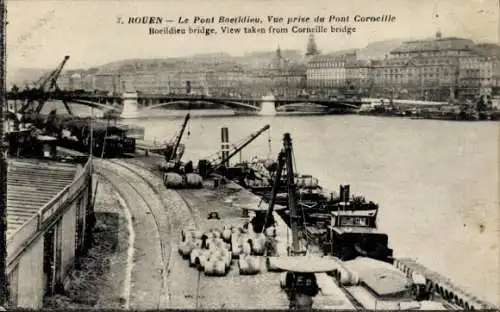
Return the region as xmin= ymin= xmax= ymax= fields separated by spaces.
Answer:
xmin=130 ymin=114 xmax=499 ymax=306
xmin=34 ymin=102 xmax=500 ymax=305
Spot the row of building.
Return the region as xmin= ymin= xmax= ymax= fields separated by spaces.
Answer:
xmin=56 ymin=32 xmax=500 ymax=101
xmin=307 ymin=32 xmax=499 ymax=101
xmin=57 ymin=49 xmax=306 ymax=98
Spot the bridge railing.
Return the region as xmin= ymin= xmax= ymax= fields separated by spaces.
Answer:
xmin=6 ymin=158 xmax=92 ymax=269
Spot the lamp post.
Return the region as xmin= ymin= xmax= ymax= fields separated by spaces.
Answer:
xmin=0 ymin=1 xmax=10 ymax=306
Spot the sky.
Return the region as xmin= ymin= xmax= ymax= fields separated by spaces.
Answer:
xmin=6 ymin=0 xmax=500 ymax=69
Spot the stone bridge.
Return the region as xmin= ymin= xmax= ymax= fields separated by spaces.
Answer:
xmin=6 ymin=90 xmax=362 ymax=117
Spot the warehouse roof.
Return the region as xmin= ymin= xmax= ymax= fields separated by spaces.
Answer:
xmin=6 ymin=158 xmax=79 ymax=239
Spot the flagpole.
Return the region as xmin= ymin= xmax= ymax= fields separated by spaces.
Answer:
xmin=0 ymin=0 xmax=10 ymax=306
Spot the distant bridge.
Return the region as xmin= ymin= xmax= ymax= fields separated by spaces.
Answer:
xmin=6 ymin=90 xmax=362 ymax=115
xmin=6 ymin=90 xmax=122 ymax=115
xmin=135 ymin=93 xmax=362 ymax=110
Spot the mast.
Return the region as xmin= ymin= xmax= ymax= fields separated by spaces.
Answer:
xmin=283 ymin=133 xmax=300 ymax=254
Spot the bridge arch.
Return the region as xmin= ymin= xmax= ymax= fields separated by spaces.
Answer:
xmin=144 ymin=99 xmax=260 ymax=111
xmin=70 ymin=99 xmax=118 ymax=111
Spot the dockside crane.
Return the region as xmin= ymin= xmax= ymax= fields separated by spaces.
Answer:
xmin=262 ymin=133 xmax=302 ymax=254
xmin=166 ymin=113 xmax=190 ymax=163
xmin=214 ymin=124 xmax=270 ymax=169
xmin=162 ymin=113 xmax=192 ymax=174
xmin=18 ymin=55 xmax=71 ymax=115
xmin=197 ymin=124 xmax=270 ymax=179
xmin=262 ymin=133 xmax=327 ymax=310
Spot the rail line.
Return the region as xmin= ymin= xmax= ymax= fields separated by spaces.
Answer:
xmin=104 ymin=159 xmax=172 ymax=307
xmin=107 ymin=158 xmax=204 ymax=308
xmin=97 ymin=163 xmax=168 ymax=309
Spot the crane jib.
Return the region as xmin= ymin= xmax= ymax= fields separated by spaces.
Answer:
xmin=214 ymin=124 xmax=270 ymax=168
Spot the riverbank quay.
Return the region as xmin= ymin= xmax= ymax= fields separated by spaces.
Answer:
xmin=51 ymin=148 xmax=498 ymax=310
xmin=110 ymin=155 xmax=289 ymax=309
xmin=122 ymin=154 xmax=357 ymax=310
xmin=130 ymin=151 xmax=499 ymax=310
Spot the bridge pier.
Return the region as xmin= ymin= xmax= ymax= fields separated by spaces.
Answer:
xmin=121 ymin=92 xmax=139 ymax=118
xmin=259 ymin=95 xmax=276 ymax=116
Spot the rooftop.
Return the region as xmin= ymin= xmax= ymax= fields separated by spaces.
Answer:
xmin=331 ymin=208 xmax=378 ymax=217
xmin=344 ymin=257 xmax=409 ymax=297
xmin=308 ymin=52 xmax=357 ymax=63
xmin=7 ymin=158 xmax=79 ymax=238
xmin=331 ymin=226 xmax=382 ymax=234
xmin=391 ymin=37 xmax=476 ymax=54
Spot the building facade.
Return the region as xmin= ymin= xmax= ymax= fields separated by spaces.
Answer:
xmin=345 ymin=59 xmax=371 ymax=92
xmin=305 ymin=32 xmax=498 ymax=101
xmin=388 ymin=34 xmax=479 ymax=101
xmin=306 ymin=52 xmax=357 ymax=90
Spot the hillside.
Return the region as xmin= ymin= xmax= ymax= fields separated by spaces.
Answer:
xmin=362 ymin=39 xmax=406 ymax=59
xmin=6 ymin=67 xmax=50 ymax=88
xmin=473 ymin=43 xmax=500 ymax=57
xmin=321 ymin=39 xmax=405 ymax=60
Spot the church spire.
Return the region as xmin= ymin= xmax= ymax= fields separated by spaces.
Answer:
xmin=276 ymin=44 xmax=282 ymax=60
xmin=306 ymin=34 xmax=319 ymax=56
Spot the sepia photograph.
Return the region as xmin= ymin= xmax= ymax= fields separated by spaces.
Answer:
xmin=1 ymin=0 xmax=499 ymax=310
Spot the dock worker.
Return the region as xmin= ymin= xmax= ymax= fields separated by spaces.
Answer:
xmin=250 ymin=210 xmax=275 ymax=234
xmin=411 ymin=271 xmax=432 ymax=301
xmin=286 ymin=272 xmax=319 ymax=310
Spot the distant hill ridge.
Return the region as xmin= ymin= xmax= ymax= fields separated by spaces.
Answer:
xmin=7 ymin=39 xmax=500 ymax=87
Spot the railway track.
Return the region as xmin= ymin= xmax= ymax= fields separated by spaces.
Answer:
xmin=96 ymin=162 xmax=168 ymax=309
xmin=104 ymin=158 xmax=205 ymax=308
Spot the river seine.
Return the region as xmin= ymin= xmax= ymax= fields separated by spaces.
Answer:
xmin=130 ymin=114 xmax=499 ymax=306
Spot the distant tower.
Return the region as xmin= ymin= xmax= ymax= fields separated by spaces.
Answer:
xmin=276 ymin=44 xmax=282 ymax=60
xmin=436 ymin=29 xmax=442 ymax=39
xmin=305 ymin=34 xmax=319 ymax=57
xmin=275 ymin=44 xmax=284 ymax=70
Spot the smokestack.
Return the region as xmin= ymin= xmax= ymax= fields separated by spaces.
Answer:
xmin=340 ymin=184 xmax=350 ymax=203
xmin=221 ymin=127 xmax=230 ymax=167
